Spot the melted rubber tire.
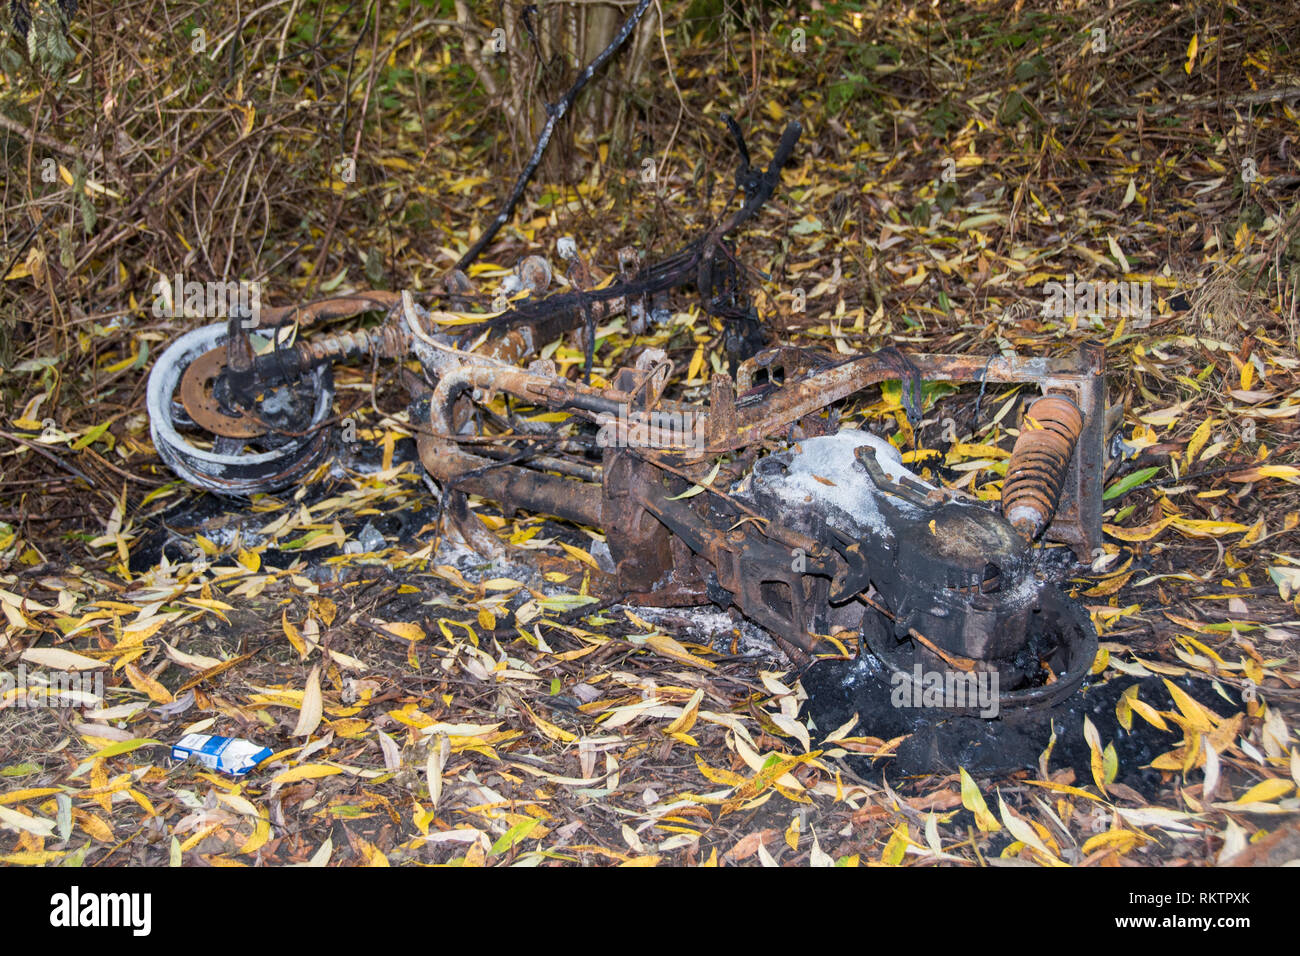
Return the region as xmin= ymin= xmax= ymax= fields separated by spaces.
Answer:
xmin=147 ymin=323 xmax=334 ymax=495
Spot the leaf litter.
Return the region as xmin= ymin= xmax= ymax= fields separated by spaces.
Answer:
xmin=1 ymin=1 xmax=1299 ymax=866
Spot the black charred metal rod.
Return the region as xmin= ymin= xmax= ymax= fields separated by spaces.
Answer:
xmin=453 ymin=0 xmax=653 ymax=274
xmin=459 ymin=119 xmax=802 ymax=344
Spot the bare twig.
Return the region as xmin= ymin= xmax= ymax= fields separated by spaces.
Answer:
xmin=0 ymin=431 xmax=97 ymax=486
xmin=453 ymin=0 xmax=654 ymax=273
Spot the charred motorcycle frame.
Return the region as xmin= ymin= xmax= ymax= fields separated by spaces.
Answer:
xmin=147 ymin=117 xmax=1110 ymax=733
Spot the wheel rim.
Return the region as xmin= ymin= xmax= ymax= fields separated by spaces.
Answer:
xmin=860 ymin=586 xmax=1097 ymax=714
xmin=147 ymin=323 xmax=334 ymax=495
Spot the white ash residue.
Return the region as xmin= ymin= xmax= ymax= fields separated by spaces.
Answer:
xmin=189 ymin=520 xmax=265 ymax=551
xmin=999 ymin=564 xmax=1053 ymax=613
xmin=615 ymin=605 xmax=779 ymax=659
xmin=740 ymin=428 xmax=932 ymax=540
xmin=590 ymin=538 xmax=615 ymax=573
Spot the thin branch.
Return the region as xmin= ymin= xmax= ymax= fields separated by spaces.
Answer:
xmin=0 ymin=110 xmax=104 ymax=164
xmin=453 ymin=0 xmax=653 ymax=274
xmin=0 ymin=431 xmax=97 ymax=487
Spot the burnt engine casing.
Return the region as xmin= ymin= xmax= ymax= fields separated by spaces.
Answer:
xmin=737 ymin=429 xmax=1055 ymax=668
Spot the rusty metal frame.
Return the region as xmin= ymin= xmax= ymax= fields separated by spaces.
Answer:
xmin=407 ymin=336 xmax=1107 ymax=666
xmin=416 ymin=340 xmax=1106 ymax=548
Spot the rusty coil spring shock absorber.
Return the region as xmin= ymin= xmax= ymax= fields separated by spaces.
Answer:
xmin=1001 ymin=394 xmax=1085 ymax=540
xmin=290 ymin=324 xmax=411 ymax=366
xmin=223 ymin=323 xmax=414 ymax=411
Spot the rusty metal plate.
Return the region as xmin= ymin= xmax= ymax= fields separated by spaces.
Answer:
xmin=179 ymin=347 xmax=267 ymax=438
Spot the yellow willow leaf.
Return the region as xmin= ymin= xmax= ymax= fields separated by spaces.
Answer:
xmin=186 ymin=597 xmax=234 ymax=613
xmin=356 ymin=837 xmax=390 ymax=867
xmin=124 ymin=662 xmax=173 ymax=704
xmin=0 ymin=850 xmax=66 ymax=865
xmin=644 ymin=632 xmax=716 ymax=669
xmin=282 ymin=611 xmax=308 ymax=659
xmin=823 ymin=713 xmax=860 ymax=743
xmin=1162 ymin=679 xmax=1216 ymax=733
xmin=118 ymin=616 xmax=168 ymax=645
xmin=1234 ymin=778 xmax=1295 ymax=805
xmin=1238 ymin=519 xmax=1266 ymax=546
xmin=1083 ymin=715 xmax=1108 ymax=795
xmin=1084 ymin=570 xmax=1134 ymax=597
xmin=0 ymin=788 xmax=61 ymax=805
xmin=732 ymin=754 xmax=811 ymax=802
xmin=623 ymin=608 xmax=656 ymax=631
xmin=1185 ymin=418 xmax=1213 ymax=464
xmin=87 ymin=763 xmax=112 ymax=813
xmin=880 ymin=823 xmax=910 ymax=865
xmin=271 ymin=764 xmax=342 ymax=785
xmin=88 ymin=738 xmax=159 ymax=761
xmin=1129 ymin=696 xmax=1169 ymax=731
xmin=785 ymin=818 xmax=801 ymax=852
xmin=1081 ymin=828 xmax=1142 ymax=857
xmin=1022 ymin=780 xmax=1106 ymax=802
xmin=481 ymin=578 xmax=525 ymax=591
xmin=1103 ymin=516 xmax=1176 ymax=542
xmin=239 ymin=817 xmax=271 ymax=855
xmin=1184 ymin=33 xmax=1198 ymax=74
xmin=951 ymin=442 xmax=1011 ymax=459
xmin=558 ymin=541 xmax=600 ymax=569
xmin=508 ymin=525 xmax=541 ymax=547
xmin=216 ymin=791 xmax=260 ymax=819
xmin=521 ymin=702 xmax=577 ymax=743
xmin=311 ymin=597 xmax=338 ymax=627
xmin=997 ymin=794 xmax=1063 ymax=865
xmin=19 ymin=647 xmax=103 ymax=671
xmin=959 ymin=767 xmax=1001 ymax=831
xmin=665 ymin=459 xmax=722 ymax=500
xmin=687 ymin=346 xmax=706 ymax=380
xmin=291 ymin=666 xmax=323 ymax=738
xmin=694 ymin=753 xmax=747 ymax=787
xmin=1179 ymin=633 xmax=1227 ymax=665
xmin=1150 ymin=746 xmax=1190 ymax=771
xmin=1170 ymin=518 xmax=1249 ymax=538
xmin=380 ymin=621 xmax=425 ymax=642
xmin=77 ymin=811 xmax=114 ymax=842
xmin=665 ymin=688 xmax=704 ymax=736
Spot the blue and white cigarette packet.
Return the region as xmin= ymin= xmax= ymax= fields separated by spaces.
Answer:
xmin=171 ymin=733 xmax=272 ymax=776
